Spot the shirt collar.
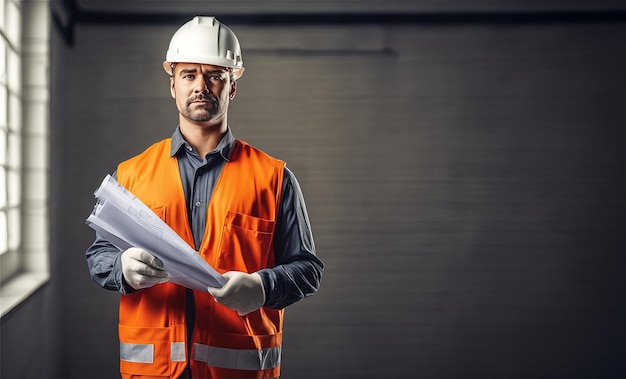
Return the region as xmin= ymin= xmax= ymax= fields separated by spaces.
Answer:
xmin=170 ymin=125 xmax=234 ymax=161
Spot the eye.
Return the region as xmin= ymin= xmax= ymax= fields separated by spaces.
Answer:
xmin=183 ymin=74 xmax=195 ymax=80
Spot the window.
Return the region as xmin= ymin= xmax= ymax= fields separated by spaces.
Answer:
xmin=0 ymin=0 xmax=22 ymax=282
xmin=0 ymin=0 xmax=50 ymax=317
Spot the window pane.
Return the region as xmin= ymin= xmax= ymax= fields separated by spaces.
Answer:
xmin=0 ymin=210 xmax=7 ymax=254
xmin=5 ymin=0 xmax=20 ymax=48
xmin=7 ymin=205 xmax=18 ymax=249
xmin=0 ymin=0 xmax=5 ymax=30
xmin=0 ymin=128 xmax=5 ymax=166
xmin=7 ymin=168 xmax=18 ymax=206
xmin=8 ymin=92 xmax=20 ymax=131
xmin=8 ymin=130 xmax=19 ymax=167
xmin=7 ymin=48 xmax=19 ymax=94
xmin=0 ymin=38 xmax=6 ymax=85
xmin=0 ymin=167 xmax=5 ymax=208
xmin=0 ymin=86 xmax=6 ymax=129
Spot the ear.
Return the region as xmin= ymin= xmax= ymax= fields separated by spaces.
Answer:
xmin=229 ymin=80 xmax=237 ymax=100
xmin=170 ymin=76 xmax=176 ymax=99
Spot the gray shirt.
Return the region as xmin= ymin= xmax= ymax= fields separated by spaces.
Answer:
xmin=86 ymin=127 xmax=323 ymax=309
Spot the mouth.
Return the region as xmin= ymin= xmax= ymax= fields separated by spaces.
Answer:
xmin=188 ymin=96 xmax=216 ymax=106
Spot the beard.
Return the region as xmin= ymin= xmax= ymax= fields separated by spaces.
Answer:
xmin=180 ymin=94 xmax=222 ymax=122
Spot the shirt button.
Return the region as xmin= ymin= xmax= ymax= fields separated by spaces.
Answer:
xmin=195 ymin=201 xmax=202 ymax=208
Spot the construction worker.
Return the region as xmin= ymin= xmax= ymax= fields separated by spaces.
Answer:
xmin=86 ymin=16 xmax=323 ymax=379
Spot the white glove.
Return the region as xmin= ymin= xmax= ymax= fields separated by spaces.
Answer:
xmin=121 ymin=247 xmax=169 ymax=290
xmin=207 ymin=271 xmax=266 ymax=316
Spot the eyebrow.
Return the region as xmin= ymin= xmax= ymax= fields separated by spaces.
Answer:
xmin=178 ymin=68 xmax=227 ymax=76
xmin=178 ymin=68 xmax=198 ymax=76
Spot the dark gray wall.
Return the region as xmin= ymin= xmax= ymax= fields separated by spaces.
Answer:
xmin=3 ymin=5 xmax=626 ymax=379
xmin=0 ymin=284 xmax=60 ymax=377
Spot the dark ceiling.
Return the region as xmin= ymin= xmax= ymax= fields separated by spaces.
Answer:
xmin=53 ymin=0 xmax=626 ymax=46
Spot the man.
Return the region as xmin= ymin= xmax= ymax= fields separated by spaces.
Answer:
xmin=86 ymin=16 xmax=323 ymax=379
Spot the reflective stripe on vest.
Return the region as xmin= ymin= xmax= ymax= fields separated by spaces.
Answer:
xmin=192 ymin=343 xmax=282 ymax=370
xmin=120 ymin=342 xmax=186 ymax=363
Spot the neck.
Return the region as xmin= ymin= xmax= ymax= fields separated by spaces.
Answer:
xmin=179 ymin=120 xmax=227 ymax=157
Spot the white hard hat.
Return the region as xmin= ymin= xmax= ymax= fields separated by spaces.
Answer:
xmin=163 ymin=16 xmax=244 ymax=79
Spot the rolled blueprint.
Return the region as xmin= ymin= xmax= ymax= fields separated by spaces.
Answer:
xmin=86 ymin=174 xmax=225 ymax=290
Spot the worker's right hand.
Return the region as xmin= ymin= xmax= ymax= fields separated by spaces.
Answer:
xmin=121 ymin=247 xmax=169 ymax=290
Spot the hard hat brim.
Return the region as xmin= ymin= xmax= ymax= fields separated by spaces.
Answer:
xmin=163 ymin=60 xmax=244 ymax=80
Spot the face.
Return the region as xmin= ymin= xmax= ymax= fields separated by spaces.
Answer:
xmin=170 ymin=63 xmax=236 ymax=126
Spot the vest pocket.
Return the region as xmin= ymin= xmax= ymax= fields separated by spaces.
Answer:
xmin=217 ymin=211 xmax=275 ymax=273
xmin=119 ymin=324 xmax=185 ymax=376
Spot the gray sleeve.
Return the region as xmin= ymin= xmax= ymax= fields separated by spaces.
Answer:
xmin=257 ymin=167 xmax=324 ymax=309
xmin=85 ymin=233 xmax=137 ymax=294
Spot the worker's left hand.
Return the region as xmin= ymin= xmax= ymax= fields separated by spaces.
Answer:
xmin=207 ymin=271 xmax=266 ymax=316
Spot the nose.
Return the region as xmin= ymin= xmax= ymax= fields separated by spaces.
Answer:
xmin=195 ymin=77 xmax=209 ymax=94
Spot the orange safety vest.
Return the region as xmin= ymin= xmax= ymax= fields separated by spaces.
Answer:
xmin=116 ymin=138 xmax=285 ymax=379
